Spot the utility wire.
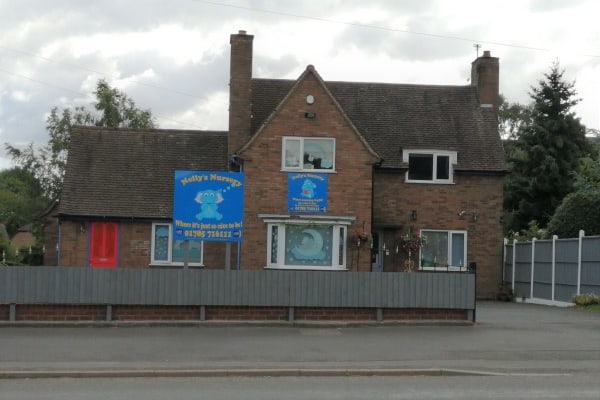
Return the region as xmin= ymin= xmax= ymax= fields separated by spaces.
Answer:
xmin=194 ymin=0 xmax=600 ymax=59
xmin=0 ymin=67 xmax=209 ymax=130
xmin=0 ymin=45 xmax=209 ymax=100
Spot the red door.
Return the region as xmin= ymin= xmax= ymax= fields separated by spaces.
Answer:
xmin=90 ymin=222 xmax=118 ymax=268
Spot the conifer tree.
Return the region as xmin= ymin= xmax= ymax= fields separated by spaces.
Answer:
xmin=504 ymin=63 xmax=594 ymax=233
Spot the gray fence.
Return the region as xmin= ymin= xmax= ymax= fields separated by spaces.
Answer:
xmin=0 ymin=267 xmax=474 ymax=310
xmin=503 ymin=232 xmax=600 ymax=303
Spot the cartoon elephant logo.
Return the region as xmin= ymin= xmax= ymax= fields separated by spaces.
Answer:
xmin=301 ymin=179 xmax=317 ymax=199
xmin=195 ymin=189 xmax=224 ymax=221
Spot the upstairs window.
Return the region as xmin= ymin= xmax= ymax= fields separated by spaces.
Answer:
xmin=403 ymin=150 xmax=457 ymax=184
xmin=283 ymin=137 xmax=335 ymax=172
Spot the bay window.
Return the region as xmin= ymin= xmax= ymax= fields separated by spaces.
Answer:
xmin=264 ymin=216 xmax=351 ymax=270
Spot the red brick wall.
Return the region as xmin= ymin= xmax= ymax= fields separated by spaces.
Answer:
xmin=373 ymin=171 xmax=504 ymax=298
xmin=1 ymin=305 xmax=469 ymax=322
xmin=240 ymin=70 xmax=377 ymax=271
xmin=206 ymin=306 xmax=288 ymax=321
xmin=15 ymin=305 xmax=106 ymax=321
xmin=42 ymin=213 xmax=59 ymax=266
xmin=294 ymin=307 xmax=376 ymax=321
xmin=58 ymin=220 xmax=230 ymax=268
xmin=0 ymin=305 xmax=9 ymax=320
xmin=383 ymin=308 xmax=468 ymax=321
xmin=58 ymin=220 xmax=89 ymax=266
xmin=112 ymin=305 xmax=200 ymax=321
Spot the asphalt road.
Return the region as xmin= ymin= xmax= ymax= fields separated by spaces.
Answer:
xmin=3 ymin=375 xmax=600 ymax=400
xmin=1 ymin=301 xmax=599 ymax=376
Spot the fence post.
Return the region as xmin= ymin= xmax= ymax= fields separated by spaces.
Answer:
xmin=511 ymin=239 xmax=517 ymax=292
xmin=503 ymin=238 xmax=508 ymax=284
xmin=577 ymin=230 xmax=585 ymax=296
xmin=552 ymin=235 xmax=557 ymax=301
xmin=530 ymin=238 xmax=536 ymax=300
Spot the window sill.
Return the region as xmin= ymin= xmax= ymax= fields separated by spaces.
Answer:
xmin=419 ymin=266 xmax=467 ymax=272
xmin=405 ymin=180 xmax=455 ymax=185
xmin=149 ymin=264 xmax=205 ymax=269
xmin=264 ymin=265 xmax=348 ymax=271
xmin=281 ymin=169 xmax=336 ymax=174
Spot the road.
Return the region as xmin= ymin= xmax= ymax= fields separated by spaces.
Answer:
xmin=2 ymin=375 xmax=600 ymax=400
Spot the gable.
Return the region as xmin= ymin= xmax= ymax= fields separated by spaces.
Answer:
xmin=239 ymin=66 xmax=380 ymax=163
xmin=59 ymin=126 xmax=228 ymax=219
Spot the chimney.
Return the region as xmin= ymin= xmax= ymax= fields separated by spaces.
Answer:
xmin=471 ymin=50 xmax=499 ymax=109
xmin=228 ymin=30 xmax=254 ymax=157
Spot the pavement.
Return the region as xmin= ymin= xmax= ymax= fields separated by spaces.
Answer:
xmin=1 ymin=301 xmax=599 ymax=378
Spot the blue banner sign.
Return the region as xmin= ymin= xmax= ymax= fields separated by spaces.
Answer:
xmin=173 ymin=171 xmax=244 ymax=242
xmin=288 ymin=172 xmax=328 ymax=213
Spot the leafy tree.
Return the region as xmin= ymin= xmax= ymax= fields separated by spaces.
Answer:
xmin=0 ymin=168 xmax=46 ymax=238
xmin=498 ymin=95 xmax=532 ymax=140
xmin=547 ymin=189 xmax=600 ymax=237
xmin=5 ymin=79 xmax=156 ymax=199
xmin=503 ymin=63 xmax=595 ymax=234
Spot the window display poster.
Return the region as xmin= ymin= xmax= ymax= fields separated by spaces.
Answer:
xmin=288 ymin=172 xmax=328 ymax=214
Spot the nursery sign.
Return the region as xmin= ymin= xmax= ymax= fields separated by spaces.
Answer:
xmin=173 ymin=171 xmax=244 ymax=242
xmin=288 ymin=172 xmax=328 ymax=214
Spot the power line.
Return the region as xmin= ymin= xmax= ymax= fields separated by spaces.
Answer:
xmin=0 ymin=67 xmax=209 ymax=130
xmin=0 ymin=45 xmax=209 ymax=100
xmin=194 ymin=0 xmax=600 ymax=59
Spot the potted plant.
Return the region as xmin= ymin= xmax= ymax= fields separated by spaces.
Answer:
xmin=398 ymin=228 xmax=427 ymax=272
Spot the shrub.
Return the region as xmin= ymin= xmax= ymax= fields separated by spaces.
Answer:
xmin=548 ymin=190 xmax=600 ymax=237
xmin=572 ymin=293 xmax=600 ymax=306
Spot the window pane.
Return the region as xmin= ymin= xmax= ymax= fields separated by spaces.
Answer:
xmin=421 ymin=231 xmax=448 ymax=267
xmin=270 ymin=225 xmax=279 ymax=264
xmin=436 ymin=155 xmax=450 ymax=180
xmin=172 ymin=240 xmax=202 ymax=263
xmin=303 ymin=139 xmax=334 ymax=170
xmin=153 ymin=225 xmax=170 ymax=261
xmin=451 ymin=233 xmax=465 ymax=267
xmin=284 ymin=139 xmax=301 ymax=168
xmin=284 ymin=224 xmax=333 ymax=266
xmin=408 ymin=154 xmax=433 ymax=180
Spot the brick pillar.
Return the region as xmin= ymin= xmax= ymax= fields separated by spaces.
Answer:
xmin=471 ymin=50 xmax=500 ymax=109
xmin=229 ymin=30 xmax=254 ymax=156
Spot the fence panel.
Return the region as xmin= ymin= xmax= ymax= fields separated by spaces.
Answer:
xmin=505 ymin=235 xmax=600 ymax=303
xmin=0 ymin=267 xmax=475 ymax=311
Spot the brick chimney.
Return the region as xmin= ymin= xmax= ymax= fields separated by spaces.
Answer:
xmin=471 ymin=50 xmax=499 ymax=109
xmin=228 ymin=30 xmax=254 ymax=157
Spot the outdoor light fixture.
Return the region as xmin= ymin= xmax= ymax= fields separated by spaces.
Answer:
xmin=411 ymin=210 xmax=417 ymax=221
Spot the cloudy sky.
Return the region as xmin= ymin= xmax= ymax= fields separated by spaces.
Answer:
xmin=1 ymin=0 xmax=599 ymax=170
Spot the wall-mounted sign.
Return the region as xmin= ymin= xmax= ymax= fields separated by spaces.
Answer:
xmin=288 ymin=172 xmax=328 ymax=213
xmin=173 ymin=171 xmax=244 ymax=242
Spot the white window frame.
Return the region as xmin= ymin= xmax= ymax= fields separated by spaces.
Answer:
xmin=150 ymin=222 xmax=204 ymax=267
xmin=282 ymin=136 xmax=336 ymax=173
xmin=403 ymin=149 xmax=457 ymax=184
xmin=419 ymin=229 xmax=467 ymax=272
xmin=261 ymin=215 xmax=352 ymax=270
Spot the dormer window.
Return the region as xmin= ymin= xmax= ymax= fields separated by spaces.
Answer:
xmin=403 ymin=150 xmax=457 ymax=184
xmin=282 ymin=137 xmax=335 ymax=172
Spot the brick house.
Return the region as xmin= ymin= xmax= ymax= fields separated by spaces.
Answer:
xmin=49 ymin=31 xmax=504 ymax=298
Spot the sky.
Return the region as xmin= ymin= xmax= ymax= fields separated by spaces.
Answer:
xmin=1 ymin=0 xmax=599 ymax=171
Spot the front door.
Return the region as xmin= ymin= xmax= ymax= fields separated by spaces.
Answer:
xmin=371 ymin=230 xmax=383 ymax=272
xmin=90 ymin=222 xmax=118 ymax=268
